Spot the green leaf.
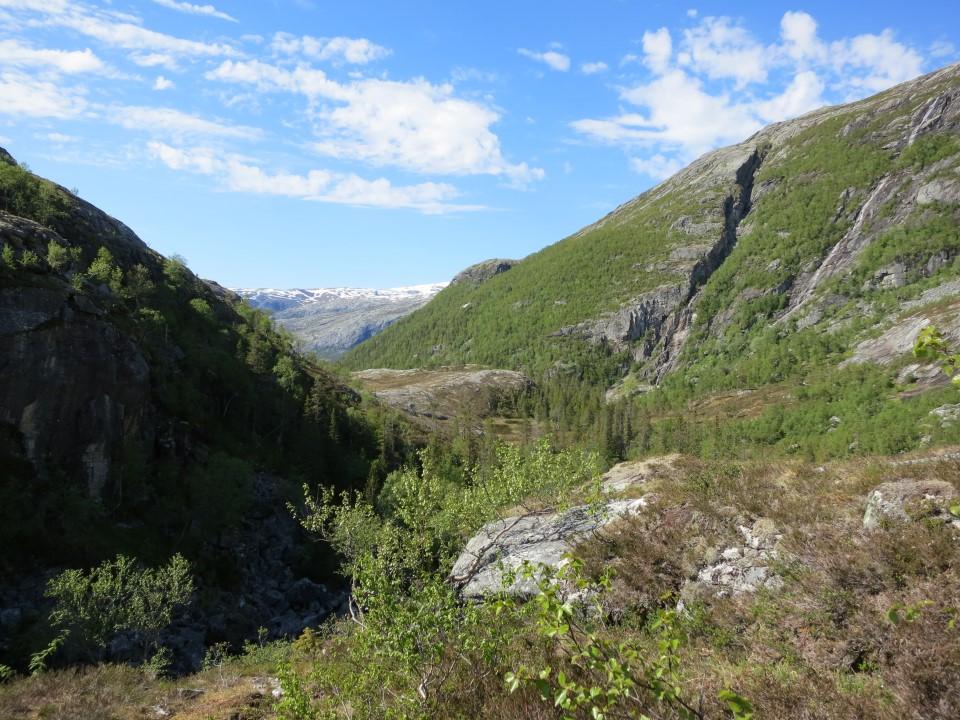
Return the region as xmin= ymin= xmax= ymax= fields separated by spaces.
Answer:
xmin=719 ymin=688 xmax=755 ymax=719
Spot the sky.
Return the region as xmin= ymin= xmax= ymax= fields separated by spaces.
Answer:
xmin=0 ymin=0 xmax=957 ymax=289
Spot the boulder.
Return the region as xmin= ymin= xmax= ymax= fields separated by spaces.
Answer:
xmin=680 ymin=518 xmax=783 ymax=603
xmin=600 ymin=455 xmax=678 ymax=494
xmin=930 ymin=403 xmax=960 ymax=429
xmin=451 ymin=498 xmax=649 ymax=599
xmin=863 ymin=479 xmax=959 ymax=529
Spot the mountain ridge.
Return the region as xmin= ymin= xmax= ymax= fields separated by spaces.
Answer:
xmin=236 ymin=282 xmax=447 ymax=359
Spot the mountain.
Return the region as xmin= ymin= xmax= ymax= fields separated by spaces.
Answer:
xmin=0 ymin=149 xmax=386 ymax=669
xmin=344 ymin=63 xmax=960 ymax=454
xmin=235 ymin=283 xmax=446 ymax=359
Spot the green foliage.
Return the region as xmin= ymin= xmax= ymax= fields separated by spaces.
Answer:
xmin=45 ymin=241 xmax=81 ymax=273
xmin=502 ymin=557 xmax=706 ymax=720
xmin=86 ymin=246 xmax=124 ymax=294
xmin=185 ymin=453 xmax=254 ymax=538
xmin=28 ymin=630 xmax=68 ymax=676
xmin=1 ymin=244 xmax=15 ymax=268
xmin=18 ymin=249 xmax=41 ymax=270
xmin=914 ymin=324 xmax=960 ymax=388
xmin=188 ymin=297 xmax=215 ymax=323
xmin=897 ymin=133 xmax=960 ymax=171
xmin=0 ymin=663 xmax=12 ymax=683
xmin=41 ymin=553 xmax=193 ymax=665
xmin=162 ymin=253 xmax=190 ymax=288
xmin=0 ymin=161 xmax=68 ymax=227
xmin=288 ymin=441 xmax=601 ymax=718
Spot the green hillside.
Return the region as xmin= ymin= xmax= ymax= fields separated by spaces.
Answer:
xmin=344 ymin=65 xmax=960 ymax=395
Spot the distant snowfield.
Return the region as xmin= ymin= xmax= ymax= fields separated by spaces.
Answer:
xmin=233 ymin=282 xmax=448 ymax=358
xmin=235 ymin=283 xmax=448 ymax=306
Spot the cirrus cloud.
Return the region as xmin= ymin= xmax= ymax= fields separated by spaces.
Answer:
xmin=147 ymin=141 xmax=482 ymax=213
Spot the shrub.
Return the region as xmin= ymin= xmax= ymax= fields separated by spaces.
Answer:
xmin=86 ymin=247 xmax=124 ymax=294
xmin=38 ymin=553 xmax=194 ymax=666
xmin=46 ymin=242 xmax=80 ymax=273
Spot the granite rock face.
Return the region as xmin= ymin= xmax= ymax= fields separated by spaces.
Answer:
xmin=352 ymin=366 xmax=534 ymax=425
xmin=451 ymin=497 xmax=650 ymax=599
xmin=0 ymin=215 xmax=153 ymax=498
xmin=862 ymin=479 xmax=959 ymax=529
xmin=450 ymin=258 xmax=516 ymax=286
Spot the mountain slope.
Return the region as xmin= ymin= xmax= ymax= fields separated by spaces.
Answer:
xmin=236 ymin=283 xmax=445 ymax=359
xmin=344 ymin=64 xmax=960 ymax=394
xmin=0 ymin=150 xmax=388 ymax=668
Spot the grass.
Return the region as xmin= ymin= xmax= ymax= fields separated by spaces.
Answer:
xmin=4 ymin=447 xmax=959 ymax=719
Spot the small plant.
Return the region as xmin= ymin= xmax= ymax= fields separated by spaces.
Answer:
xmin=86 ymin=246 xmax=124 ymax=294
xmin=0 ymin=663 xmax=14 ymax=682
xmin=28 ymin=629 xmax=69 ymax=675
xmin=142 ymin=646 xmax=173 ymax=679
xmin=0 ymin=244 xmax=15 ymax=268
xmin=914 ymin=325 xmax=960 ymax=387
xmin=202 ymin=641 xmax=232 ymax=684
xmin=46 ymin=241 xmax=79 ymax=272
xmin=18 ymin=248 xmax=42 ymax=270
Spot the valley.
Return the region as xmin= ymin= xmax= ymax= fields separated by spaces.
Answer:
xmin=235 ymin=283 xmax=446 ymax=359
xmin=1 ymin=47 xmax=960 ymax=720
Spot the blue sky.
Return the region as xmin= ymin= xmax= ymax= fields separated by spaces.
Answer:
xmin=0 ymin=0 xmax=957 ymax=288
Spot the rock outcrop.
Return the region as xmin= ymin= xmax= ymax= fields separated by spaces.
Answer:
xmin=863 ymin=479 xmax=959 ymax=529
xmin=450 ymin=497 xmax=650 ymax=599
xmin=450 ymin=258 xmax=516 ymax=286
xmin=0 ymin=213 xmax=153 ymax=497
xmin=352 ymin=366 xmax=533 ymax=427
xmin=680 ymin=518 xmax=783 ymax=603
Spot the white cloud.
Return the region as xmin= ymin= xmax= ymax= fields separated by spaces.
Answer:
xmin=574 ymin=70 xmax=760 ymax=157
xmin=680 ymin=16 xmax=768 ymax=87
xmin=630 ymin=154 xmax=685 ymax=179
xmin=580 ymin=61 xmax=608 ymax=75
xmin=451 ymin=66 xmax=498 ymax=84
xmin=111 ymin=106 xmax=261 ymax=139
xmin=0 ymin=0 xmax=234 ymax=57
xmin=130 ymin=52 xmax=178 ymax=70
xmin=753 ymin=70 xmax=825 ymax=123
xmin=686 ymin=9 xmax=698 ymax=18
xmin=206 ymin=60 xmax=345 ymax=98
xmin=0 ymin=39 xmax=105 ymax=73
xmin=206 ymin=60 xmax=543 ymax=183
xmin=0 ymin=70 xmax=87 ymax=118
xmin=518 ymin=48 xmax=571 ymax=72
xmin=642 ymin=28 xmax=672 ymax=73
xmin=146 ymin=141 xmax=480 ymax=213
xmin=930 ymin=40 xmax=956 ymax=59
xmin=780 ymin=11 xmax=826 ymax=64
xmin=271 ymin=32 xmax=390 ymax=64
xmin=830 ymin=30 xmax=924 ymax=93
xmin=44 ymin=132 xmax=78 ymax=143
xmin=574 ymin=11 xmax=932 ymax=181
xmin=153 ymin=75 xmax=174 ymax=90
xmin=150 ymin=0 xmax=236 ymax=23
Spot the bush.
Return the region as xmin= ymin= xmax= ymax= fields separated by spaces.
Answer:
xmin=38 ymin=553 xmax=194 ymax=666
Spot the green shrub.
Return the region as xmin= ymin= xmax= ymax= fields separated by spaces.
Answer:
xmin=38 ymin=553 xmax=194 ymax=666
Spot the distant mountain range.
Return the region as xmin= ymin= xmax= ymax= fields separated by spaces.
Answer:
xmin=235 ymin=283 xmax=447 ymax=359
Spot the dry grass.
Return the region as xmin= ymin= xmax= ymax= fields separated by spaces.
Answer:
xmin=571 ymin=448 xmax=960 ymax=719
xmin=0 ymin=663 xmax=281 ymax=720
